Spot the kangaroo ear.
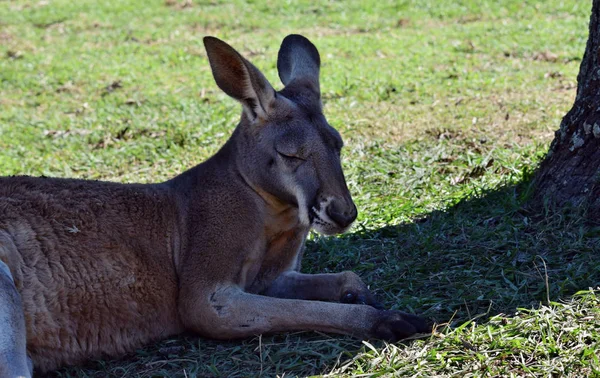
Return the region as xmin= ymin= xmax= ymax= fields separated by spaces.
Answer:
xmin=277 ymin=34 xmax=321 ymax=93
xmin=204 ymin=36 xmax=275 ymax=121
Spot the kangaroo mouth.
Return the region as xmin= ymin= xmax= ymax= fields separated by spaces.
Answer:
xmin=309 ymin=206 xmax=326 ymax=226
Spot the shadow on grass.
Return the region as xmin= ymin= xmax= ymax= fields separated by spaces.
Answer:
xmin=45 ymin=181 xmax=600 ymax=378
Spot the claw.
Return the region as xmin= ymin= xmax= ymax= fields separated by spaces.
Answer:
xmin=341 ymin=290 xmax=385 ymax=309
xmin=356 ymin=294 xmax=368 ymax=305
xmin=370 ymin=310 xmax=431 ymax=341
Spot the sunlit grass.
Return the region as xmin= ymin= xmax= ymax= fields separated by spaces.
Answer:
xmin=1 ymin=1 xmax=598 ymax=377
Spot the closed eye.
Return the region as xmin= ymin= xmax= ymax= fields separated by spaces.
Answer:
xmin=277 ymin=151 xmax=306 ymax=161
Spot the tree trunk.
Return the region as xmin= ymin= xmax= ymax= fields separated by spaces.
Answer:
xmin=533 ymin=1 xmax=600 ymax=217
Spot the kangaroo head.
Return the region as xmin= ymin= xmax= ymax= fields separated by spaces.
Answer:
xmin=203 ymin=35 xmax=357 ymax=235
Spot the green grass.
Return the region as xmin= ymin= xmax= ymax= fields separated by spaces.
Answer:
xmin=1 ymin=0 xmax=599 ymax=377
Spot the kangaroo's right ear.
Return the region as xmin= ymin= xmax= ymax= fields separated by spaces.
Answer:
xmin=203 ymin=36 xmax=275 ymax=121
xmin=277 ymin=34 xmax=321 ymax=93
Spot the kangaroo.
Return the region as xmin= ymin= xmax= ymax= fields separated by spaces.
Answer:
xmin=0 ymin=35 xmax=429 ymax=377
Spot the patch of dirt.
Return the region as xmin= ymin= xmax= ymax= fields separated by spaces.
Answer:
xmin=0 ymin=32 xmax=13 ymax=42
xmin=33 ymin=19 xmax=66 ymax=29
xmin=89 ymin=127 xmax=168 ymax=150
xmin=5 ymin=50 xmax=24 ymax=59
xmin=457 ymin=15 xmax=482 ymax=24
xmin=102 ymin=80 xmax=122 ymax=96
xmin=56 ymin=81 xmax=82 ymax=94
xmin=165 ymin=0 xmax=194 ymax=9
xmin=425 ymin=128 xmax=463 ymax=141
xmin=450 ymin=159 xmax=494 ymax=185
xmin=43 ymin=129 xmax=92 ymax=139
xmin=396 ymin=18 xmax=411 ymax=28
xmin=533 ymin=50 xmax=559 ymax=63
xmin=295 ymin=26 xmax=387 ymax=38
xmin=544 ymin=71 xmax=563 ymax=79
xmin=339 ymin=86 xmax=574 ymax=149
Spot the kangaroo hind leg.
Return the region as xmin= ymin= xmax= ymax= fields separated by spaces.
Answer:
xmin=0 ymin=260 xmax=32 ymax=378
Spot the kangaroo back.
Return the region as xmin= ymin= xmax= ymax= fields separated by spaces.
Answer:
xmin=0 ymin=176 xmax=183 ymax=372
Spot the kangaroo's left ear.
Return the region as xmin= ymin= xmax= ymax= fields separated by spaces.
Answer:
xmin=277 ymin=34 xmax=321 ymax=95
xmin=204 ymin=36 xmax=276 ymax=121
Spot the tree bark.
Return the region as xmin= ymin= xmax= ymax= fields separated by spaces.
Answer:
xmin=532 ymin=1 xmax=600 ymax=217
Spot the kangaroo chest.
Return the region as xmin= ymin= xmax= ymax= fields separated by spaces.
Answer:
xmin=241 ymin=217 xmax=308 ymax=293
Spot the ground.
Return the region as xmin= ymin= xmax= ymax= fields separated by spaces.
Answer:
xmin=0 ymin=0 xmax=599 ymax=377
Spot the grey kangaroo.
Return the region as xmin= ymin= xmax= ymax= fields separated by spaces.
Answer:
xmin=0 ymin=35 xmax=429 ymax=377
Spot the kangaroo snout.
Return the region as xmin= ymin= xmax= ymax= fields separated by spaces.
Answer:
xmin=311 ymin=195 xmax=357 ymax=235
xmin=326 ymin=198 xmax=357 ymax=229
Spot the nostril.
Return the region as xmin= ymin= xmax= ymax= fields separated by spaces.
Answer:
xmin=325 ymin=206 xmax=340 ymax=223
xmin=326 ymin=206 xmax=342 ymax=226
xmin=326 ymin=202 xmax=357 ymax=228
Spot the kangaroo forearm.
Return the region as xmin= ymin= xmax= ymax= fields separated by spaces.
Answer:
xmin=261 ymin=271 xmax=343 ymax=301
xmin=261 ymin=270 xmax=383 ymax=309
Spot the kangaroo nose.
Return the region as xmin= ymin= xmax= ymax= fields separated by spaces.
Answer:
xmin=326 ymin=200 xmax=358 ymax=228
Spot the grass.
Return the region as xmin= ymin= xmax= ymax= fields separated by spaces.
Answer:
xmin=1 ymin=0 xmax=599 ymax=376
